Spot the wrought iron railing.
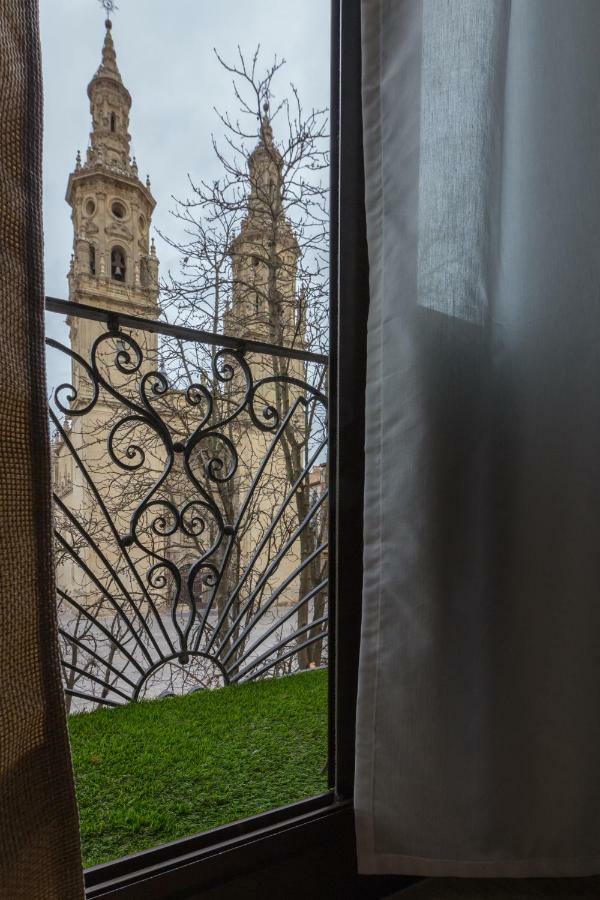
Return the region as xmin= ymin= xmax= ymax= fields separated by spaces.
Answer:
xmin=45 ymin=297 xmax=328 ymax=712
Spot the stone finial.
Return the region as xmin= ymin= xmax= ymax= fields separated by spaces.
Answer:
xmin=249 ymin=98 xmax=281 ymax=170
xmin=260 ymin=100 xmax=274 ymax=148
xmin=146 ymin=174 xmax=151 ymax=189
xmin=88 ymin=13 xmax=123 ymax=94
xmin=131 ymin=155 xmax=138 ymax=175
xmin=75 ymin=149 xmax=82 ymax=170
xmin=150 ymin=236 xmax=157 ymax=257
xmin=99 ymin=18 xmax=120 ymax=79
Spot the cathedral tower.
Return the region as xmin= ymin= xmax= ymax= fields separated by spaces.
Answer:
xmin=66 ymin=18 xmax=159 ymax=327
xmin=54 ymin=18 xmax=163 ymax=595
xmin=226 ymin=105 xmax=303 ymax=350
xmin=218 ymin=110 xmax=308 ymax=611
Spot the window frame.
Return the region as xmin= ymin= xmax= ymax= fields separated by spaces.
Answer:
xmin=81 ymin=2 xmax=414 ymax=896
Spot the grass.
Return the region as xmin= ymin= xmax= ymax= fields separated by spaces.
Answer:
xmin=68 ymin=669 xmax=328 ymax=868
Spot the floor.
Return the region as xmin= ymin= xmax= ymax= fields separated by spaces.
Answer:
xmin=391 ymin=878 xmax=600 ymax=899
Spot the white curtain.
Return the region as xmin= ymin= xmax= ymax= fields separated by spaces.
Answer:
xmin=356 ymin=0 xmax=600 ymax=877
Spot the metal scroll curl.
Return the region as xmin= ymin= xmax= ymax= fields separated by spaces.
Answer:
xmin=47 ymin=321 xmax=329 ymax=710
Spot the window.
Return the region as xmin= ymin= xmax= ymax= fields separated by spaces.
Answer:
xmin=110 ymin=112 xmax=116 ymax=132
xmin=111 ymin=246 xmax=126 ymax=281
xmin=111 ymin=199 xmax=126 ymax=219
xmin=89 ymin=243 xmax=95 ymax=275
xmin=42 ymin=2 xmax=413 ymax=896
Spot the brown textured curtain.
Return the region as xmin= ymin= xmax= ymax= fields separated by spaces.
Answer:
xmin=0 ymin=1 xmax=84 ymax=897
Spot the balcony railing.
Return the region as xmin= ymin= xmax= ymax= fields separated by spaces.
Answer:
xmin=45 ymin=297 xmax=328 ymax=712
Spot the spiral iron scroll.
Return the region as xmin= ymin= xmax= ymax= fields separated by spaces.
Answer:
xmin=47 ymin=320 xmax=328 ymax=710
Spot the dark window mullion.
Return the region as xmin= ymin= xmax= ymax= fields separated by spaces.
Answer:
xmin=334 ymin=0 xmax=370 ymax=802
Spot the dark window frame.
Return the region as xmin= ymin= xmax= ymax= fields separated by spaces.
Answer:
xmin=81 ymin=3 xmax=414 ymax=896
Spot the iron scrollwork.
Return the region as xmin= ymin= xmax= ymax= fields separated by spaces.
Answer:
xmin=47 ymin=312 xmax=328 ymax=710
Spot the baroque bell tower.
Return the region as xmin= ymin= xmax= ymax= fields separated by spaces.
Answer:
xmin=226 ymin=106 xmax=303 ymax=350
xmin=53 ymin=15 xmax=163 ymax=607
xmin=66 ymin=18 xmax=159 ymax=325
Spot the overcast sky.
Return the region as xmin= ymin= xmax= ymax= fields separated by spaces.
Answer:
xmin=40 ymin=0 xmax=330 ymax=315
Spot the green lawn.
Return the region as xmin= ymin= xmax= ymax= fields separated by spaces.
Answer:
xmin=68 ymin=669 xmax=328 ymax=868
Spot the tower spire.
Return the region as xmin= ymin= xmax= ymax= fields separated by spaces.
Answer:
xmin=66 ymin=8 xmax=158 ymax=317
xmin=246 ymin=103 xmax=284 ymax=222
xmin=85 ymin=14 xmax=132 ymax=172
xmin=227 ymin=112 xmax=300 ymax=345
xmin=97 ymin=18 xmax=121 ymax=81
xmin=96 ymin=0 xmax=121 ymax=79
xmin=259 ymin=101 xmax=275 ymax=150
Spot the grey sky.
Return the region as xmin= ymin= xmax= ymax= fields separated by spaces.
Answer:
xmin=40 ymin=0 xmax=330 ymax=305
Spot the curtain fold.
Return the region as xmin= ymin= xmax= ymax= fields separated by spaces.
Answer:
xmin=356 ymin=0 xmax=600 ymax=877
xmin=0 ymin=1 xmax=84 ymax=896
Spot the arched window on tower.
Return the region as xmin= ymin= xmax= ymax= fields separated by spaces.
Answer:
xmin=110 ymin=112 xmax=116 ymax=132
xmin=89 ymin=244 xmax=96 ymax=276
xmin=111 ymin=247 xmax=126 ymax=282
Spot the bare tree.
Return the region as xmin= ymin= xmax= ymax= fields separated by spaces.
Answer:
xmin=159 ymin=48 xmax=329 ymax=670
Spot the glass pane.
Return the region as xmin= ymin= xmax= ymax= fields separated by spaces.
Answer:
xmin=42 ymin=0 xmax=330 ymax=868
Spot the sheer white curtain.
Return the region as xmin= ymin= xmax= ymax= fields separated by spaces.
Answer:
xmin=356 ymin=0 xmax=600 ymax=877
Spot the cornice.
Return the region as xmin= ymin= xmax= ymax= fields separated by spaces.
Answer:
xmin=66 ymin=167 xmax=156 ymax=210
